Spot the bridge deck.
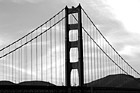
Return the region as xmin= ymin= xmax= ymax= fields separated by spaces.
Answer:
xmin=0 ymin=86 xmax=139 ymax=93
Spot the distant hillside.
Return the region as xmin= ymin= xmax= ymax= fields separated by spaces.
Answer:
xmin=0 ymin=81 xmax=55 ymax=86
xmin=18 ymin=81 xmax=55 ymax=86
xmin=85 ymin=74 xmax=140 ymax=89
xmin=0 ymin=74 xmax=139 ymax=89
xmin=0 ymin=81 xmax=15 ymax=85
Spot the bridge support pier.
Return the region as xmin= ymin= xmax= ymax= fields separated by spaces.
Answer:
xmin=65 ymin=4 xmax=84 ymax=87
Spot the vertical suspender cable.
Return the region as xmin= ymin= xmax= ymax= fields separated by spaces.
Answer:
xmin=94 ymin=28 xmax=96 ymax=80
xmin=18 ymin=44 xmax=20 ymax=82
xmin=12 ymin=52 xmax=14 ymax=82
xmin=18 ymin=43 xmax=20 ymax=82
xmin=89 ymin=22 xmax=91 ymax=82
xmin=25 ymin=36 xmax=28 ymax=81
xmin=93 ymin=28 xmax=95 ymax=80
xmin=50 ymin=19 xmax=52 ymax=83
xmin=90 ymin=24 xmax=93 ymax=82
xmin=36 ymin=29 xmax=38 ymax=80
xmin=96 ymin=30 xmax=98 ymax=79
xmin=87 ymin=17 xmax=89 ymax=83
xmin=59 ymin=14 xmax=61 ymax=85
xmin=2 ymin=50 xmax=4 ymax=80
xmin=59 ymin=14 xmax=62 ymax=85
xmin=21 ymin=40 xmax=22 ymax=81
xmin=5 ymin=52 xmax=7 ymax=80
xmin=109 ymin=46 xmax=111 ymax=75
xmin=15 ymin=43 xmax=16 ymax=83
xmin=106 ymin=41 xmax=108 ymax=76
xmin=85 ymin=25 xmax=88 ymax=83
xmin=31 ymin=33 xmax=32 ymax=80
xmin=114 ymin=50 xmax=116 ymax=74
xmin=102 ymin=39 xmax=105 ymax=77
xmin=54 ymin=17 xmax=57 ymax=84
xmin=58 ymin=14 xmax=60 ymax=85
xmin=60 ymin=13 xmax=62 ymax=85
xmin=16 ymin=44 xmax=19 ymax=82
xmin=9 ymin=47 xmax=10 ymax=81
xmin=5 ymin=51 xmax=7 ymax=80
xmin=105 ymin=42 xmax=107 ymax=76
xmin=41 ymin=26 xmax=43 ymax=81
xmin=99 ymin=33 xmax=101 ymax=85
xmin=99 ymin=33 xmax=101 ymax=80
xmin=46 ymin=23 xmax=48 ymax=81
xmin=62 ymin=11 xmax=64 ymax=85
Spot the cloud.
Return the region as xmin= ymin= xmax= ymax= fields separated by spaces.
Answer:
xmin=105 ymin=0 xmax=140 ymax=34
xmin=0 ymin=39 xmax=5 ymax=47
xmin=0 ymin=0 xmax=45 ymax=3
xmin=119 ymin=46 xmax=137 ymax=56
xmin=11 ymin=0 xmax=45 ymax=3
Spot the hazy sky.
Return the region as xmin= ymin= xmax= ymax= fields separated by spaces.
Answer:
xmin=0 ymin=0 xmax=140 ymax=78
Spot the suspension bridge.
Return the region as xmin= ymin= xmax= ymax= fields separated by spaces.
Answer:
xmin=0 ymin=4 xmax=140 ymax=92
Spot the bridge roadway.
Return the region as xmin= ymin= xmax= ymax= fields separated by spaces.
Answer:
xmin=0 ymin=85 xmax=140 ymax=93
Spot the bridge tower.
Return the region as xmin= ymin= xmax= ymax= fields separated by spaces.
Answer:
xmin=65 ymin=4 xmax=84 ymax=87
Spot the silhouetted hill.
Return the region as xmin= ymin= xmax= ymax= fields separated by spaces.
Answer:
xmin=18 ymin=81 xmax=55 ymax=86
xmin=0 ymin=74 xmax=139 ymax=89
xmin=0 ymin=81 xmax=15 ymax=85
xmin=85 ymin=74 xmax=140 ymax=89
xmin=0 ymin=81 xmax=55 ymax=86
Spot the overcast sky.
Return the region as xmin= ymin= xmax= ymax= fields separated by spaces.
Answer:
xmin=0 ymin=0 xmax=140 ymax=80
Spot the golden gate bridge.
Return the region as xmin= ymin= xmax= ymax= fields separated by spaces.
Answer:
xmin=0 ymin=4 xmax=140 ymax=92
